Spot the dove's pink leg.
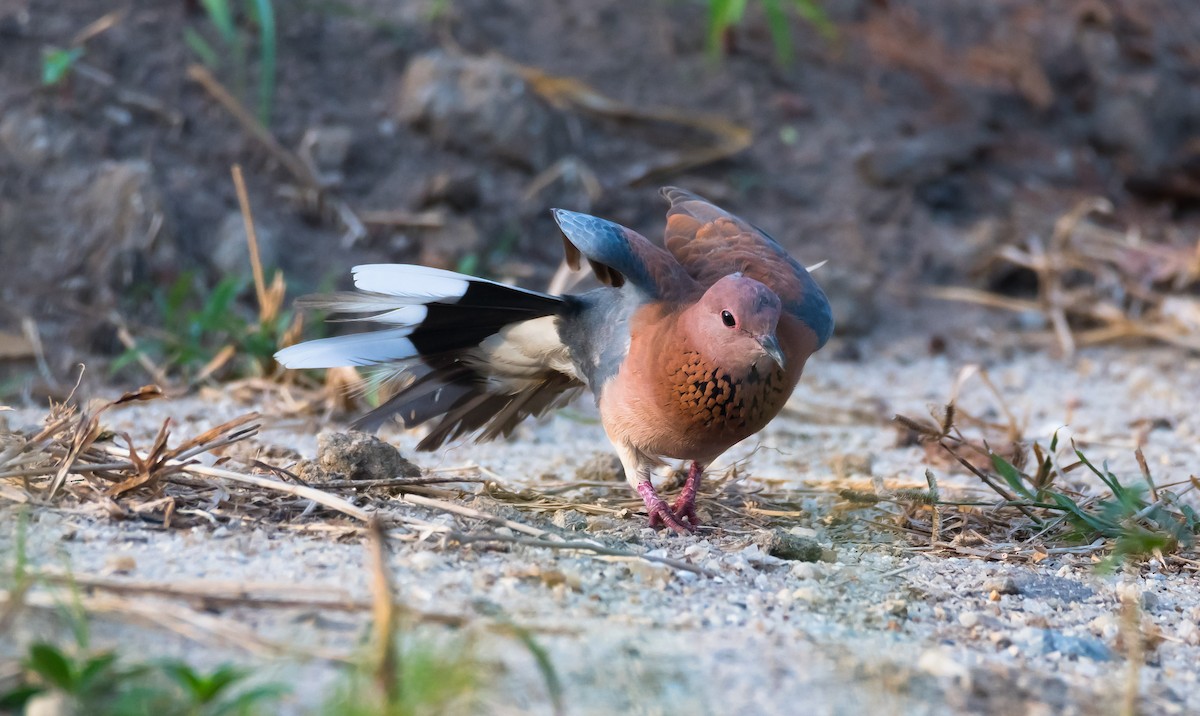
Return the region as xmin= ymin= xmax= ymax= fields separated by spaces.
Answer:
xmin=672 ymin=461 xmax=705 ymax=526
xmin=636 ymin=481 xmax=694 ymax=534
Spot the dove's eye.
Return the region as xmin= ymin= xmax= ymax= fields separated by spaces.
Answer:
xmin=721 ymin=310 xmax=736 ymax=327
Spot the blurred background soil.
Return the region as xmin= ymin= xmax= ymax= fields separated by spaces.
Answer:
xmin=2 ymin=0 xmax=1199 ymax=393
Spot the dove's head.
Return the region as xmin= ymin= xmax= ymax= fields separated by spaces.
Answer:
xmin=690 ymin=274 xmax=786 ymax=371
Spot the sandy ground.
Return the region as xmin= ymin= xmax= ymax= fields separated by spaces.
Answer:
xmin=4 ymin=336 xmax=1200 ymax=715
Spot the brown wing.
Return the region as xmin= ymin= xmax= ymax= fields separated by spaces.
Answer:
xmin=661 ymin=187 xmax=834 ymax=346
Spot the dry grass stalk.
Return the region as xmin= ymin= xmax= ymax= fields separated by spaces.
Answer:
xmin=367 ymin=516 xmax=400 ymax=703
xmin=515 ymin=60 xmax=752 ymax=184
xmin=1 ymin=389 xmax=724 ymax=579
xmin=936 ymin=197 xmax=1200 ymax=356
xmin=188 ymin=65 xmax=367 ymax=245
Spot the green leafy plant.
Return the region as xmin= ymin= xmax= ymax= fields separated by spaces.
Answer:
xmin=2 ymin=643 xmax=139 ymax=711
xmin=981 ymin=432 xmax=1199 ymax=559
xmin=185 ymin=0 xmax=277 ymax=123
xmin=1 ymin=644 xmax=286 ymax=715
xmin=323 ymin=634 xmax=485 ymax=716
xmin=42 ymin=46 xmax=84 ymax=86
xmin=901 ymin=408 xmax=1200 ymax=568
xmin=113 ymin=273 xmax=298 ymax=381
xmin=134 ymin=661 xmax=288 ymax=716
xmin=706 ymin=0 xmax=835 ymax=64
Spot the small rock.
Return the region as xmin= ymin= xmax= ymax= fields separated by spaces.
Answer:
xmin=301 ymin=125 xmax=355 ymax=174
xmin=48 ymin=160 xmax=176 ymax=300
xmin=1014 ymin=574 xmax=1095 ymax=602
xmin=1176 ymin=620 xmax=1200 ymax=646
xmin=753 ymin=528 xmax=823 ymax=562
xmin=828 ymin=452 xmax=873 ymax=479
xmin=103 ymin=554 xmax=137 ymax=575
xmin=209 ymin=210 xmax=280 ymax=278
xmin=791 ymin=586 xmax=822 ymax=604
xmin=0 ymin=109 xmax=74 ymax=168
xmin=815 ymin=264 xmax=880 ymax=336
xmin=416 ymin=216 xmax=481 ymax=270
xmin=1016 ymin=628 xmax=1112 ymax=661
xmin=551 ymin=509 xmax=587 ymax=531
xmin=419 ymin=171 xmax=481 ymax=212
xmin=397 ymin=50 xmax=570 ymax=170
xmin=790 ymin=562 xmax=821 ymax=580
xmin=304 ymin=431 xmax=422 ymax=482
xmin=24 ymin=691 xmax=77 ymax=716
xmin=1088 ymin=613 xmax=1119 ymax=640
xmin=984 ymin=576 xmax=1020 ymax=595
xmin=628 ymin=560 xmax=672 ymax=587
xmin=918 ymin=647 xmax=970 ymax=680
xmin=574 ymin=452 xmax=624 ymax=482
xmin=408 ymin=551 xmax=440 ymax=571
xmin=958 ymin=611 xmax=981 ymax=628
xmin=856 ymin=126 xmax=991 ymax=188
xmin=738 ymin=543 xmax=782 ymax=567
xmin=1141 ymin=590 xmax=1160 ymax=611
xmin=882 ymin=599 xmax=908 ymax=618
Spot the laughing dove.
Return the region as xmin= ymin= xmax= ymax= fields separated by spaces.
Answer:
xmin=276 ymin=187 xmax=833 ymax=533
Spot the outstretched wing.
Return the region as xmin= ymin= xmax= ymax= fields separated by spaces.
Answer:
xmin=553 ymin=209 xmax=698 ymax=301
xmin=660 ymin=187 xmax=834 ymax=347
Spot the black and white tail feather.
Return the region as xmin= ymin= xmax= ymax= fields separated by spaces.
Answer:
xmin=275 ymin=265 xmax=583 ymax=449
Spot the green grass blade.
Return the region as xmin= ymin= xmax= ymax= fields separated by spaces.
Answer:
xmin=27 ymin=644 xmax=75 ymax=692
xmin=790 ymin=0 xmax=836 ymax=40
xmin=42 ymin=47 xmax=83 ymax=86
xmin=249 ymin=0 xmax=276 ymax=125
xmin=1048 ymin=492 xmax=1110 ymax=536
xmin=706 ymin=0 xmax=748 ymax=58
xmin=990 ymin=453 xmax=1034 ymax=500
xmin=509 ymin=626 xmax=563 ymax=716
xmin=201 ymin=0 xmax=237 ymax=44
xmin=761 ymin=0 xmax=793 ymax=64
xmin=184 ymin=28 xmax=220 ymax=67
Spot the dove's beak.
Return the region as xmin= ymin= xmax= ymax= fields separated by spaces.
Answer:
xmin=757 ymin=333 xmax=786 ymax=370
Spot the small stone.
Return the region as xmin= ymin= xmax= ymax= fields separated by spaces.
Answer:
xmin=209 ymin=211 xmax=279 ymax=279
xmin=738 ymin=543 xmax=782 ymax=567
xmin=958 ymin=611 xmax=980 ymax=628
xmin=882 ymin=599 xmax=909 ymax=618
xmin=917 ymin=647 xmax=970 ymax=680
xmin=416 ymin=216 xmax=482 ymax=270
xmin=828 ymin=452 xmax=874 ymax=479
xmin=628 ymin=560 xmax=672 ymax=587
xmin=103 ymin=555 xmax=137 ymax=575
xmin=551 ymin=509 xmax=587 ymax=531
xmin=984 ymin=576 xmax=1020 ymax=595
xmin=1177 ymin=620 xmax=1200 ymax=646
xmin=396 ymin=50 xmax=570 ymax=170
xmin=791 ymin=587 xmax=821 ymax=604
xmin=0 ymin=109 xmax=73 ymax=168
xmin=24 ymin=691 xmax=77 ymax=716
xmin=301 ymin=125 xmax=355 ymax=173
xmin=1141 ymin=590 xmax=1160 ymax=611
xmin=790 ymin=562 xmax=821 ymax=580
xmin=1089 ymin=613 xmax=1119 ymax=640
xmin=753 ymin=529 xmax=823 ymax=562
xmin=408 ymin=551 xmax=439 ymax=571
xmin=419 ymin=171 xmax=481 ymax=212
xmin=305 ymin=431 xmax=422 ymax=482
xmin=574 ymin=452 xmax=624 ymax=482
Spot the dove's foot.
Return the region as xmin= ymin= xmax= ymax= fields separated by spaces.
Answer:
xmin=671 ymin=461 xmax=704 ymax=527
xmin=636 ymin=480 xmax=694 ymax=534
